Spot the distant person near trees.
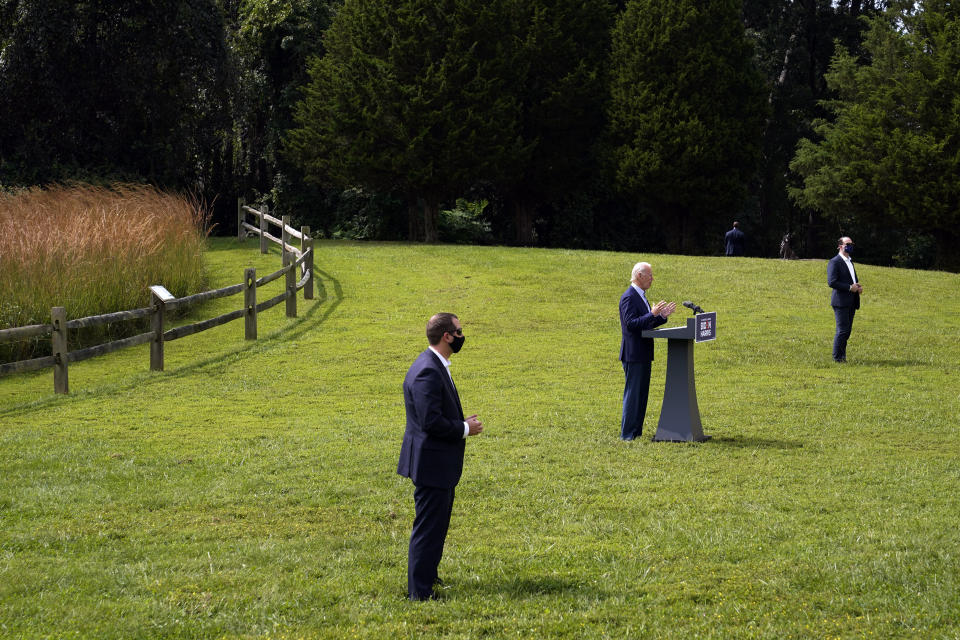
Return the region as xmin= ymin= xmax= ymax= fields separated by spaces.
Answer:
xmin=724 ymin=221 xmax=745 ymax=256
xmin=619 ymin=262 xmax=676 ymax=440
xmin=827 ymin=237 xmax=863 ymax=363
xmin=397 ymin=313 xmax=483 ymax=601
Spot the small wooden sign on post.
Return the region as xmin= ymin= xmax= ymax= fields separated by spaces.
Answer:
xmin=150 ymin=285 xmax=175 ymax=371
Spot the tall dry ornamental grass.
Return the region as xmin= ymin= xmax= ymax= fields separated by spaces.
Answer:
xmin=1 ymin=184 xmax=210 ymax=359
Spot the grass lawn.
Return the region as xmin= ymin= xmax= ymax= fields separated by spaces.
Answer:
xmin=1 ymin=238 xmax=958 ymax=639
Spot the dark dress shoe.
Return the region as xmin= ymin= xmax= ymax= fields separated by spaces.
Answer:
xmin=409 ymin=591 xmax=440 ymax=601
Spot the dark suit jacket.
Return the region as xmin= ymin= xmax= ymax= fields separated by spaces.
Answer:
xmin=827 ymin=254 xmax=861 ymax=309
xmin=619 ymin=286 xmax=668 ymax=362
xmin=397 ymin=349 xmax=466 ymax=489
xmin=724 ymin=228 xmax=745 ymax=256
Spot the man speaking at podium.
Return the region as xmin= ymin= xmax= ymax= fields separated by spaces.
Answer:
xmin=619 ymin=262 xmax=676 ymax=440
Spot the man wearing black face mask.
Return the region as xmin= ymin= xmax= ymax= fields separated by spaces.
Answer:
xmin=398 ymin=312 xmax=483 ymax=600
xmin=827 ymin=236 xmax=864 ymax=362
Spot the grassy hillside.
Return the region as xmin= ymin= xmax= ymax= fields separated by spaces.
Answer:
xmin=1 ymin=238 xmax=958 ymax=639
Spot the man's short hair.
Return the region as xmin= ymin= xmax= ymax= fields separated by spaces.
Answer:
xmin=426 ymin=313 xmax=459 ymax=345
xmin=631 ymin=262 xmax=651 ymax=282
xmin=732 ymin=221 xmax=740 ymax=228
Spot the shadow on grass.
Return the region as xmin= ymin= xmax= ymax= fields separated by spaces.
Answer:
xmin=157 ymin=267 xmax=344 ymax=379
xmin=455 ymin=575 xmax=606 ymax=599
xmin=708 ymin=435 xmax=803 ymax=449
xmin=845 ymin=358 xmax=931 ymax=367
xmin=0 ymin=269 xmax=344 ymax=418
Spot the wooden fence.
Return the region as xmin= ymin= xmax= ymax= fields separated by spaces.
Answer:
xmin=0 ymin=202 xmax=314 ymax=394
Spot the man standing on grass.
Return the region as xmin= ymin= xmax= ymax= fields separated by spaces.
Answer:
xmin=827 ymin=236 xmax=863 ymax=363
xmin=398 ymin=312 xmax=483 ymax=601
xmin=619 ymin=262 xmax=676 ymax=440
xmin=724 ymin=221 xmax=745 ymax=256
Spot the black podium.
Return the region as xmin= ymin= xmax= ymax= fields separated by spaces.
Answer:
xmin=641 ymin=314 xmax=715 ymax=442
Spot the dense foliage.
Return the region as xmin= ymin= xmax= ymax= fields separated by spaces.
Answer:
xmin=0 ymin=0 xmax=232 ymax=188
xmin=608 ymin=0 xmax=767 ymax=253
xmin=790 ymin=0 xmax=960 ymax=268
xmin=1 ymin=0 xmax=957 ymax=268
xmin=287 ymin=0 xmax=527 ymax=242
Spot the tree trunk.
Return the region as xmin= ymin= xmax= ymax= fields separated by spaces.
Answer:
xmin=408 ymin=199 xmax=425 ymax=241
xmin=423 ymin=198 xmax=439 ymax=243
xmin=514 ymin=200 xmax=536 ymax=245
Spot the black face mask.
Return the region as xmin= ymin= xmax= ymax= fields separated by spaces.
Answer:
xmin=449 ymin=334 xmax=465 ymax=353
xmin=844 ymin=244 xmax=854 ymax=256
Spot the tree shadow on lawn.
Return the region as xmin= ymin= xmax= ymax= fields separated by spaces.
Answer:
xmin=842 ymin=357 xmax=931 ymax=367
xmin=708 ymin=435 xmax=803 ymax=450
xmin=158 ymin=267 xmax=344 ymax=377
xmin=452 ymin=574 xmax=611 ymax=600
xmin=0 ymin=269 xmax=344 ymax=418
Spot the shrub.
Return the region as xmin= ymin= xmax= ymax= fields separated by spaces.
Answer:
xmin=0 ymin=184 xmax=209 ymax=361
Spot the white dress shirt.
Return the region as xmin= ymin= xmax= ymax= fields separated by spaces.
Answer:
xmin=429 ymin=346 xmax=469 ymax=438
xmin=839 ymin=251 xmax=858 ymax=283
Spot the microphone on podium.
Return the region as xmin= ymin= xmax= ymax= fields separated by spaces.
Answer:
xmin=682 ymin=301 xmax=704 ymax=314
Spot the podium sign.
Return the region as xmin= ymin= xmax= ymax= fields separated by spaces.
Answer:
xmin=695 ymin=312 xmax=717 ymax=343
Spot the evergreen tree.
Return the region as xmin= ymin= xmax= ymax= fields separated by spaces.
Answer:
xmin=286 ymin=0 xmax=525 ymax=241
xmin=744 ymin=0 xmax=887 ymax=257
xmin=607 ymin=0 xmax=768 ymax=253
xmin=500 ymin=0 xmax=614 ymax=245
xmin=790 ymin=0 xmax=960 ymax=269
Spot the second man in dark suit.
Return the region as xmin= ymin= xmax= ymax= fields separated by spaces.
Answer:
xmin=619 ymin=262 xmax=676 ymax=440
xmin=724 ymin=221 xmax=746 ymax=256
xmin=827 ymin=237 xmax=863 ymax=362
xmin=398 ymin=313 xmax=483 ymax=601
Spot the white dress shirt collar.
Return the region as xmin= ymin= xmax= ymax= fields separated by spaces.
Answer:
xmin=631 ymin=283 xmax=650 ymax=308
xmin=428 ymin=346 xmax=452 ymax=374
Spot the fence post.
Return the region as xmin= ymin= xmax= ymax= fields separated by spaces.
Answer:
xmin=259 ymin=204 xmax=269 ymax=254
xmin=51 ymin=306 xmax=68 ymax=394
xmin=281 ymin=215 xmax=290 ymax=254
xmin=304 ymin=238 xmax=314 ymax=301
xmin=284 ymin=250 xmax=297 ymax=318
xmin=150 ymin=292 xmax=165 ymax=371
xmin=244 ymin=267 xmax=257 ymax=340
xmin=300 ymin=226 xmax=310 ymax=256
xmin=237 ymin=197 xmax=245 ymax=241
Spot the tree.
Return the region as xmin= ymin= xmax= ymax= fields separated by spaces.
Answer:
xmin=0 ymin=0 xmax=232 ymax=192
xmin=226 ymin=0 xmax=335 ymax=205
xmin=498 ymin=0 xmax=614 ymax=245
xmin=744 ymin=0 xmax=888 ymax=257
xmin=286 ymin=0 xmax=525 ymax=242
xmin=790 ymin=0 xmax=960 ymax=269
xmin=607 ymin=0 xmax=768 ymax=253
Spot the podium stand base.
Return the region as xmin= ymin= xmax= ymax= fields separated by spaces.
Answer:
xmin=653 ymin=434 xmax=711 ymax=443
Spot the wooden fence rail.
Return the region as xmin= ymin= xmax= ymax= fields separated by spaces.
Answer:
xmin=0 ymin=203 xmax=314 ymax=394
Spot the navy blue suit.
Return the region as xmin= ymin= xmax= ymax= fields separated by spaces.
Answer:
xmin=398 ymin=349 xmax=466 ymax=599
xmin=619 ymin=287 xmax=667 ymax=439
xmin=724 ymin=227 xmax=745 ymax=256
xmin=827 ymin=254 xmax=860 ymax=362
